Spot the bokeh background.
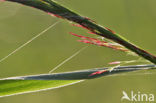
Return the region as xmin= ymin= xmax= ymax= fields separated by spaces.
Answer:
xmin=0 ymin=0 xmax=156 ymax=103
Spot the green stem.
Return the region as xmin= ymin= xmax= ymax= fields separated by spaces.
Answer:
xmin=6 ymin=0 xmax=156 ymax=64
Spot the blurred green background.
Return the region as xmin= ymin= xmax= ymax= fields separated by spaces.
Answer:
xmin=0 ymin=0 xmax=156 ymax=103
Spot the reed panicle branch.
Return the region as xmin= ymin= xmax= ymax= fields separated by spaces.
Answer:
xmin=6 ymin=0 xmax=156 ymax=64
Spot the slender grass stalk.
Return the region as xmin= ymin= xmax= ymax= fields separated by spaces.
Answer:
xmin=6 ymin=0 xmax=156 ymax=64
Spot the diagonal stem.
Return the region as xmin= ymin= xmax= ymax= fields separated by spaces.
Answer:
xmin=6 ymin=0 xmax=156 ymax=64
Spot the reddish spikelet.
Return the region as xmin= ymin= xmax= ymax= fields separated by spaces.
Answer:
xmin=89 ymin=70 xmax=107 ymax=76
xmin=72 ymin=24 xmax=88 ymax=30
xmin=70 ymin=32 xmax=128 ymax=51
xmin=105 ymin=27 xmax=116 ymax=34
xmin=69 ymin=32 xmax=85 ymax=38
xmin=47 ymin=12 xmax=63 ymax=19
xmin=78 ymin=40 xmax=94 ymax=44
xmin=72 ymin=24 xmax=83 ymax=28
xmin=72 ymin=24 xmax=93 ymax=31
xmin=70 ymin=32 xmax=100 ymax=41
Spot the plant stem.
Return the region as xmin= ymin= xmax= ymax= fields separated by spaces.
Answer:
xmin=6 ymin=0 xmax=156 ymax=64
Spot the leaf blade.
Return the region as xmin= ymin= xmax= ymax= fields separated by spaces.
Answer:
xmin=0 ymin=79 xmax=82 ymax=97
xmin=0 ymin=65 xmax=155 ymax=97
